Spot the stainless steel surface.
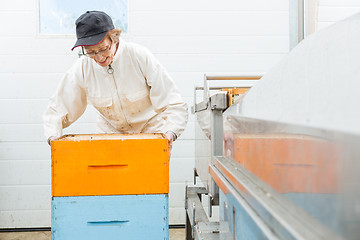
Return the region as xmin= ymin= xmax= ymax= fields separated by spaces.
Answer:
xmin=222 ymin=102 xmax=360 ymax=239
xmin=210 ymin=92 xmax=227 ymax=157
xmin=193 ymin=86 xmax=360 ymax=238
xmin=192 ymin=74 xmax=267 ymax=239
xmin=194 ymin=110 xmax=211 ymax=190
xmin=206 ymin=91 xmax=227 ymax=216
xmin=193 ymin=75 xmax=260 ymax=191
xmin=194 ymin=222 xmax=232 ymax=240
xmin=209 ymin=164 xmax=280 ymax=240
xmin=185 ymin=187 xmax=209 ymax=230
xmin=185 ymin=186 xmax=232 ymax=240
xmin=208 ymin=178 xmax=219 ymax=218
xmin=212 ymin=156 xmax=342 ymax=240
xmin=192 ymin=15 xmax=360 ymax=238
xmin=209 ymin=92 xmax=228 ymax=111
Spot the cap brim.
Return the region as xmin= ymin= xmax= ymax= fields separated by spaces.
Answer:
xmin=71 ymin=31 xmax=108 ymax=51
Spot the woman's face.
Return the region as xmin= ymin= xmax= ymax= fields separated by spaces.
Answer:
xmin=84 ymin=37 xmax=116 ymax=67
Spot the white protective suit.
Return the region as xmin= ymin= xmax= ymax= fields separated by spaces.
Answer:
xmin=43 ymin=39 xmax=188 ymax=140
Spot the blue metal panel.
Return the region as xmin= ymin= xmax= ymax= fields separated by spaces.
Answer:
xmin=285 ymin=193 xmax=344 ymax=236
xmin=219 ymin=188 xmax=344 ymax=239
xmin=52 ymin=194 xmax=168 ymax=240
xmin=219 ymin=190 xmax=270 ymax=240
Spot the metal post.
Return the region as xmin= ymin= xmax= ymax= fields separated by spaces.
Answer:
xmin=210 ymin=109 xmax=224 ymax=157
xmin=209 ymin=92 xmax=227 ymax=157
xmin=185 ymin=214 xmax=194 ymax=240
xmin=289 ymin=0 xmax=305 ymax=50
xmin=208 ymin=92 xmax=227 ymax=217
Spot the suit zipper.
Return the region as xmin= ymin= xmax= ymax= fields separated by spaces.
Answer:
xmin=108 ymin=65 xmax=134 ymax=133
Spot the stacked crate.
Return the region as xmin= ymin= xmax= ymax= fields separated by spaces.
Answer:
xmin=51 ymin=134 xmax=169 ymax=240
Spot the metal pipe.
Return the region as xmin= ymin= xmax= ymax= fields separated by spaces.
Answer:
xmin=289 ymin=0 xmax=305 ymax=50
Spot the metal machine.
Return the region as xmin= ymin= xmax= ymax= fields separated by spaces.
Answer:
xmin=186 ymin=74 xmax=360 ymax=240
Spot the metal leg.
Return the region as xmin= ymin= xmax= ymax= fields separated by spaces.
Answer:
xmin=185 ymin=212 xmax=193 ymax=240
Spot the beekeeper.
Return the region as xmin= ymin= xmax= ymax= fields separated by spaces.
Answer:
xmin=43 ymin=11 xmax=188 ymax=153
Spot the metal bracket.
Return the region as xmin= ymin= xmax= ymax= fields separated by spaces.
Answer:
xmin=194 ymin=222 xmax=232 ymax=240
xmin=185 ymin=186 xmax=231 ymax=240
xmin=193 ymin=168 xmax=198 ymax=185
xmin=208 ymin=178 xmax=220 ymax=218
xmin=185 ymin=186 xmax=209 ymax=240
xmin=210 ymin=92 xmax=228 ymax=111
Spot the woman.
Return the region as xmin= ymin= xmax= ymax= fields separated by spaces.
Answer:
xmin=43 ymin=11 xmax=188 ymax=154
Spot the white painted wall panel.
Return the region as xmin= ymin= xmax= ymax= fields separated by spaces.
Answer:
xmin=0 ymin=185 xmax=50 ymax=229
xmin=318 ymin=7 xmax=360 ymax=22
xmin=0 ymin=186 xmax=50 ymax=211
xmin=0 ymin=74 xmax=61 ymax=99
xmin=157 ymin=54 xmax=285 ymax=73
xmin=169 ymin=207 xmax=186 ymax=224
xmin=178 ymin=121 xmax=195 ymax=140
xmin=0 ymin=211 xmax=50 ymax=228
xmin=318 ymin=22 xmax=333 ymax=29
xmin=0 ymin=100 xmax=99 ymax=124
xmin=131 ymin=0 xmax=289 ymax=11
xmin=0 ymin=161 xmax=50 ymax=185
xmin=0 ymin=124 xmax=45 ymax=142
xmin=0 ymin=37 xmax=75 ymax=55
xmin=320 ymin=0 xmax=360 ymax=6
xmin=318 ymin=0 xmax=360 ymax=30
xmin=169 ymin=158 xmax=194 ymax=183
xmin=0 ymin=142 xmax=50 ymax=161
xmin=0 ymin=0 xmax=35 ymax=11
xmin=0 ymin=100 xmax=48 ymax=124
xmin=169 ymin=183 xmax=186 ymax=208
xmin=0 ymin=0 xmax=289 ymax=228
xmin=130 ymin=12 xmax=288 ymax=36
xmin=0 ymin=12 xmax=35 ymax=37
xmin=131 ymin=36 xmax=289 ymax=54
xmin=0 ymin=123 xmax=102 ymax=142
xmin=0 ymin=55 xmax=76 ymax=73
xmin=168 ymin=140 xmax=195 ymax=159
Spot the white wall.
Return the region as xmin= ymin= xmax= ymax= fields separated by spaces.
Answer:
xmin=318 ymin=0 xmax=360 ymax=30
xmin=0 ymin=0 xmax=289 ymax=228
xmin=241 ymin=11 xmax=360 ymax=135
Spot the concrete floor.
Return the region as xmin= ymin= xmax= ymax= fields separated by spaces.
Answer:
xmin=0 ymin=228 xmax=185 ymax=240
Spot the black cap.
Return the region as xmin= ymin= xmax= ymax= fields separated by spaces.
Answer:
xmin=72 ymin=11 xmax=114 ymax=51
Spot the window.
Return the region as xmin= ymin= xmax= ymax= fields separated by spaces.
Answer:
xmin=39 ymin=0 xmax=128 ymax=35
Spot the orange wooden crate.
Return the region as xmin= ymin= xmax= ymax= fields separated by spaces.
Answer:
xmin=51 ymin=134 xmax=169 ymax=197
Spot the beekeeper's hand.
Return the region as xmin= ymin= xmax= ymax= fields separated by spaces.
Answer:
xmin=47 ymin=136 xmax=58 ymax=146
xmin=165 ymin=131 xmax=176 ymax=158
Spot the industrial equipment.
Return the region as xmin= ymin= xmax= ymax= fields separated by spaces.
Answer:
xmin=187 ymin=74 xmax=360 ymax=240
xmin=187 ymin=13 xmax=360 ymax=240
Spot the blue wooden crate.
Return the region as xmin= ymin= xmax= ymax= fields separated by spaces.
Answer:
xmin=52 ymin=194 xmax=169 ymax=240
